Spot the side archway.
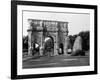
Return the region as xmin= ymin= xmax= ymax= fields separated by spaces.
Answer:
xmin=31 ymin=42 xmax=40 ymax=56
xmin=58 ymin=43 xmax=64 ymax=55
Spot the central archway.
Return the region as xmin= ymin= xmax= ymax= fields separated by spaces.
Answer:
xmin=43 ymin=36 xmax=54 ymax=56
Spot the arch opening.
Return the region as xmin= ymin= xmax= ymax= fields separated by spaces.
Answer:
xmin=32 ymin=42 xmax=40 ymax=56
xmin=58 ymin=43 xmax=64 ymax=55
xmin=43 ymin=36 xmax=54 ymax=56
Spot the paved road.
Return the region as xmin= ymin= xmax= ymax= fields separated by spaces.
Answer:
xmin=23 ymin=55 xmax=89 ymax=69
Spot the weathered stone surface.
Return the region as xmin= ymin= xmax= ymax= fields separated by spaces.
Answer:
xmin=27 ymin=19 xmax=68 ymax=56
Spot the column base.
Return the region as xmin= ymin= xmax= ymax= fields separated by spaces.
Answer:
xmin=28 ymin=52 xmax=32 ymax=56
xmin=28 ymin=48 xmax=32 ymax=56
xmin=53 ymin=48 xmax=58 ymax=56
xmin=39 ymin=47 xmax=43 ymax=56
xmin=64 ymin=49 xmax=68 ymax=56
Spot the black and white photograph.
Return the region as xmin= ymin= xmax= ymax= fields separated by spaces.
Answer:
xmin=22 ymin=11 xmax=90 ymax=69
xmin=11 ymin=1 xmax=97 ymax=79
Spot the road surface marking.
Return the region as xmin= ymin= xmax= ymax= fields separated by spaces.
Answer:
xmin=41 ymin=63 xmax=58 ymax=65
xmin=61 ymin=59 xmax=78 ymax=61
xmin=23 ymin=62 xmax=58 ymax=67
xmin=29 ymin=59 xmax=43 ymax=61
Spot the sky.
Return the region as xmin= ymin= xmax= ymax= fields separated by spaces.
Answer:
xmin=23 ymin=11 xmax=90 ymax=36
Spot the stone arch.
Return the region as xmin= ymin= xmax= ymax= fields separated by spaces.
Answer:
xmin=43 ymin=36 xmax=54 ymax=56
xmin=27 ymin=19 xmax=68 ymax=56
xmin=45 ymin=33 xmax=58 ymax=56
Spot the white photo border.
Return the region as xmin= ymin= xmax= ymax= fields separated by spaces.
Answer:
xmin=17 ymin=5 xmax=95 ymax=75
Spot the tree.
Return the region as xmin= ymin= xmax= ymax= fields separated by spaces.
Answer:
xmin=69 ymin=31 xmax=90 ymax=51
xmin=23 ymin=35 xmax=28 ymax=50
xmin=78 ymin=31 xmax=89 ymax=51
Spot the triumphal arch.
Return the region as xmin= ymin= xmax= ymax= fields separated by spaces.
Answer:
xmin=27 ymin=19 xmax=69 ymax=56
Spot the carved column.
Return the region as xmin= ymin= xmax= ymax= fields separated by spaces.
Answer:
xmin=27 ymin=20 xmax=32 ymax=56
xmin=64 ymin=37 xmax=68 ymax=55
xmin=64 ymin=23 xmax=68 ymax=55
xmin=40 ymin=32 xmax=43 ymax=56
xmin=53 ymin=22 xmax=58 ymax=56
xmin=54 ymin=36 xmax=58 ymax=56
xmin=39 ymin=21 xmax=44 ymax=56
